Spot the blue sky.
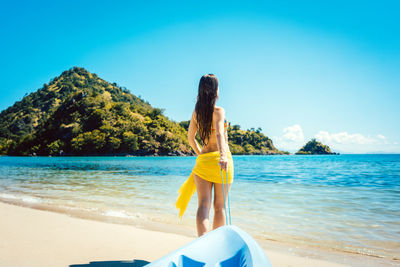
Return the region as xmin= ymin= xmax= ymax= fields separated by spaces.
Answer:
xmin=1 ymin=0 xmax=399 ymax=153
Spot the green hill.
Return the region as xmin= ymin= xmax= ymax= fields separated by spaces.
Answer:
xmin=296 ymin=139 xmax=337 ymax=155
xmin=0 ymin=67 xmax=286 ymax=156
xmin=0 ymin=67 xmax=192 ymax=156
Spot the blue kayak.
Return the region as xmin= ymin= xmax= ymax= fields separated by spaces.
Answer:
xmin=146 ymin=225 xmax=272 ymax=267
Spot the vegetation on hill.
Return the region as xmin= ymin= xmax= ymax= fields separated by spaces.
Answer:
xmin=227 ymin=126 xmax=288 ymax=155
xmin=296 ymin=139 xmax=337 ymax=155
xmin=0 ymin=67 xmax=191 ymax=156
xmin=0 ymin=67 xmax=287 ymax=156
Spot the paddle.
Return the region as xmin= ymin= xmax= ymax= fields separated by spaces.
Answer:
xmin=220 ymin=168 xmax=232 ymax=225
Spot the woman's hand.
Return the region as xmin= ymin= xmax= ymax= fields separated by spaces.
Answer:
xmin=219 ymin=155 xmax=228 ymax=171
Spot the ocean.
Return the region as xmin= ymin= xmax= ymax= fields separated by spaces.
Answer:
xmin=0 ymin=154 xmax=399 ymax=261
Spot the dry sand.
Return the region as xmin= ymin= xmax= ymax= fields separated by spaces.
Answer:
xmin=0 ymin=202 xmax=387 ymax=267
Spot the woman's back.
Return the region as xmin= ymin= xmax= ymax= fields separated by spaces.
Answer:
xmin=199 ymin=106 xmax=230 ymax=154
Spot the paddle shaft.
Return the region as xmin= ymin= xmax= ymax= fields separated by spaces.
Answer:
xmin=220 ymin=169 xmax=232 ymax=225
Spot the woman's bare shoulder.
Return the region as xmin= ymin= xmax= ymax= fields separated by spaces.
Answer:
xmin=213 ymin=106 xmax=225 ymax=119
xmin=214 ymin=105 xmax=225 ymax=112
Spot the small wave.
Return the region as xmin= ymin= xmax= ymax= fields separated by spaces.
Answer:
xmin=103 ymin=210 xmax=131 ymax=218
xmin=21 ymin=196 xmax=41 ymax=203
xmin=0 ymin=193 xmax=18 ymax=199
xmin=0 ymin=193 xmax=42 ymax=204
xmin=102 ymin=210 xmax=147 ymax=220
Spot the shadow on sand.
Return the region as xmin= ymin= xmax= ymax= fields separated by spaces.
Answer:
xmin=70 ymin=259 xmax=150 ymax=267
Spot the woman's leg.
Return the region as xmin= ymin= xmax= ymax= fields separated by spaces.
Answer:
xmin=193 ymin=174 xmax=213 ymax=236
xmin=213 ymin=182 xmax=232 ymax=229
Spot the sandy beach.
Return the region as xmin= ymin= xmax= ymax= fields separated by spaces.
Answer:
xmin=1 ymin=201 xmax=392 ymax=267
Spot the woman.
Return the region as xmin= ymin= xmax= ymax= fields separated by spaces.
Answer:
xmin=176 ymin=74 xmax=234 ymax=237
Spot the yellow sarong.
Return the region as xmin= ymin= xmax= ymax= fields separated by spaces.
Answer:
xmin=176 ymin=151 xmax=234 ymax=218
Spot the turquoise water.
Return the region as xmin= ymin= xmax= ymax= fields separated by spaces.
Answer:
xmin=0 ymin=155 xmax=399 ymax=260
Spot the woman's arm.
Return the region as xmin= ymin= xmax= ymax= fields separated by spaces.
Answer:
xmin=188 ymin=111 xmax=202 ymax=155
xmin=214 ymin=108 xmax=228 ymax=170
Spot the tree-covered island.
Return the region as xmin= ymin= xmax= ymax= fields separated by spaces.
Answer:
xmin=296 ymin=139 xmax=338 ymax=155
xmin=0 ymin=67 xmax=287 ymax=156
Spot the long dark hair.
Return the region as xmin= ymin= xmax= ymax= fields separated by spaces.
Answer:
xmin=195 ymin=74 xmax=219 ymax=145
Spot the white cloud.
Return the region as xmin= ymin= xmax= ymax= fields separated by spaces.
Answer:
xmin=273 ymin=124 xmax=305 ymax=152
xmin=376 ymin=134 xmax=390 ymax=144
xmin=282 ymin=124 xmax=304 ymax=142
xmin=314 ymin=131 xmax=385 ymax=145
xmin=377 ymin=134 xmax=386 ymax=140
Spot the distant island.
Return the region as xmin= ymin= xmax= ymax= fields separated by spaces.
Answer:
xmin=0 ymin=67 xmax=287 ymax=156
xmin=296 ymin=139 xmax=338 ymax=155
